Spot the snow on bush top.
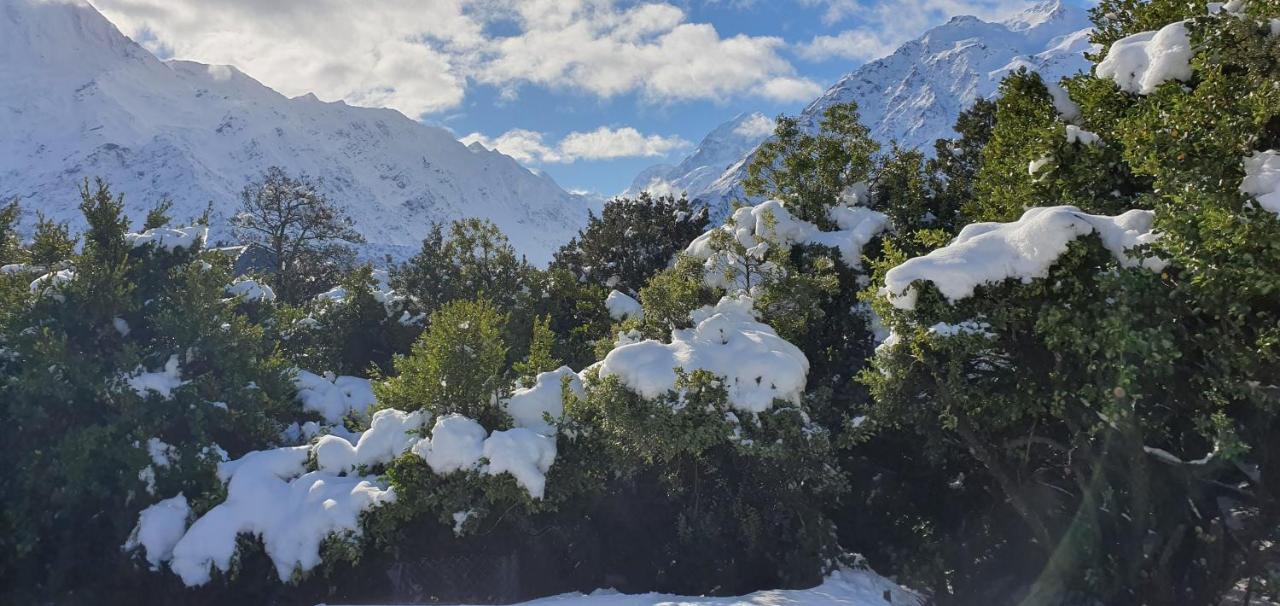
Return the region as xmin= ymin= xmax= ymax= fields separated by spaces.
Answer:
xmin=125 ymin=225 xmax=208 ymax=252
xmin=1240 ymin=150 xmax=1280 ymax=215
xmin=125 ymin=354 xmax=185 ymax=398
xmin=313 ymin=409 xmax=426 ymax=474
xmin=598 ymin=294 xmax=808 ymax=413
xmin=124 ymin=494 xmax=190 ymax=570
xmin=225 ymin=278 xmax=276 ymax=303
xmin=883 ymin=206 xmax=1164 ymax=310
xmin=294 ymin=370 xmax=376 ymax=423
xmin=605 ymin=289 xmax=644 ymax=321
xmin=1096 ymin=21 xmax=1193 ymax=95
xmin=482 ymin=428 xmax=557 ymax=499
xmin=685 ymin=197 xmax=889 ymax=289
xmin=166 ymin=444 xmax=396 ymax=586
xmin=414 ymin=413 xmax=487 ymax=475
xmin=29 ymin=268 xmax=74 ymax=297
xmin=503 ymin=366 xmax=584 ymax=435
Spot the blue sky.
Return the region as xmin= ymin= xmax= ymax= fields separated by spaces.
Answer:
xmin=91 ymin=0 xmax=1070 ymax=195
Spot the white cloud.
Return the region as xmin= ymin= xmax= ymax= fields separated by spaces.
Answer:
xmin=461 ymin=129 xmax=564 ymax=164
xmin=463 ymin=126 xmax=689 ymax=164
xmin=797 ymin=0 xmax=1039 ymax=62
xmin=559 ymin=127 xmax=689 ymax=161
xmin=733 ymin=113 xmax=776 ymax=139
xmin=89 ymin=0 xmax=479 ymax=117
xmin=797 ymin=31 xmax=898 ymax=63
xmin=88 ymin=0 xmax=820 ymax=116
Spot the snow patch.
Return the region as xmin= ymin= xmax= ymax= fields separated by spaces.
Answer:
xmin=1065 ymin=125 xmax=1100 ymax=145
xmin=1096 ymin=21 xmax=1193 ymax=95
xmin=125 ymin=354 xmax=185 ymax=398
xmin=294 ymin=370 xmax=377 ymax=424
xmin=482 ymin=428 xmax=557 ymax=499
xmin=124 ymin=494 xmax=190 ymax=569
xmin=503 ymin=366 xmax=584 ymax=435
xmin=166 ymin=445 xmax=395 ymax=586
xmin=605 ymin=290 xmax=644 ymax=321
xmin=598 ymin=294 xmax=808 ymax=413
xmin=883 ymin=206 xmax=1164 ymax=310
xmin=1240 ymin=150 xmax=1280 ymax=215
xmin=313 ymin=409 xmax=427 ymax=474
xmin=226 ymin=278 xmax=276 ymax=303
xmin=414 ymin=413 xmax=487 ymax=475
xmin=125 ymin=226 xmax=207 ymax=252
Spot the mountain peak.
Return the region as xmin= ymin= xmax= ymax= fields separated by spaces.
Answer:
xmin=1 ymin=0 xmax=153 ymax=69
xmin=628 ymin=1 xmax=1093 ymax=215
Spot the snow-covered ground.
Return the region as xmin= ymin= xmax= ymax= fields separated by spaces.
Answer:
xmin=342 ymin=567 xmax=921 ymax=606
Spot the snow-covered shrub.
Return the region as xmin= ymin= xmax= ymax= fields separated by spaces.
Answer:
xmin=374 ymin=299 xmax=509 ymax=428
xmin=1 ymin=181 xmax=299 ymax=599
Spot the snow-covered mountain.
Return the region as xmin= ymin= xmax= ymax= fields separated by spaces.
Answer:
xmin=631 ymin=0 xmax=1094 ymax=213
xmin=623 ymin=112 xmax=774 ymax=200
xmin=0 ymin=0 xmax=592 ymax=264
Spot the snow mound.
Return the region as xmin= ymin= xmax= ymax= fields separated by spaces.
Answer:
xmin=29 ymin=268 xmax=74 ymax=297
xmin=415 ymin=413 xmax=487 ymax=475
xmin=503 ymin=366 xmax=584 ymax=435
xmin=1065 ymin=125 xmax=1100 ymax=145
xmin=466 ymin=565 xmax=921 ymax=606
xmin=412 ymin=413 xmax=560 ymax=499
xmin=1096 ymin=21 xmax=1193 ymax=94
xmin=166 ymin=445 xmax=395 ymax=586
xmin=126 ymin=226 xmax=207 ymax=252
xmin=605 ymin=290 xmax=644 ymax=321
xmin=598 ymin=294 xmax=808 ymax=413
xmin=125 ymin=354 xmax=185 ymax=398
xmin=124 ymin=494 xmax=190 ymax=569
xmin=883 ymin=206 xmax=1164 ymax=310
xmin=294 ymin=370 xmax=377 ymax=423
xmin=1240 ymin=150 xmax=1280 ymax=215
xmin=686 ymin=199 xmax=889 ymax=288
xmin=482 ymin=428 xmax=557 ymax=499
xmin=226 ymin=278 xmax=276 ymax=303
xmin=313 ymin=409 xmax=427 ymax=474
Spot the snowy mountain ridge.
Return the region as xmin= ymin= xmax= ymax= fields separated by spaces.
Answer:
xmin=632 ymin=0 xmax=1094 ymax=213
xmin=0 ymin=0 xmax=592 ymax=264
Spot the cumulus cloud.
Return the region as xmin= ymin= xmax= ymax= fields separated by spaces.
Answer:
xmin=89 ymin=0 xmax=478 ymax=117
xmin=460 ymin=129 xmax=564 ymax=164
xmin=463 ymin=126 xmax=689 ymax=164
xmin=559 ymin=127 xmax=689 ymax=161
xmin=796 ymin=31 xmax=899 ymax=62
xmin=797 ymin=0 xmax=1038 ymax=62
xmin=88 ymin=0 xmax=820 ymax=116
xmin=733 ymin=113 xmax=776 ymax=139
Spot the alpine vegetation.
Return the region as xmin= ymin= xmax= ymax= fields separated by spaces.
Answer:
xmin=5 ymin=0 xmax=1280 ymax=605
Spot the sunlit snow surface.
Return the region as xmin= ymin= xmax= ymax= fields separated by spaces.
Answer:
xmin=341 ymin=567 xmax=921 ymax=606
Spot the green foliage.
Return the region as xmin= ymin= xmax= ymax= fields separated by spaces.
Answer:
xmin=1 ymin=182 xmax=298 ymax=599
xmin=513 ymin=315 xmax=560 ymax=385
xmin=284 ymin=265 xmax=420 ymax=376
xmin=0 ymin=200 xmax=24 ymax=265
xmin=375 ymin=299 xmax=509 ymax=427
xmin=552 ymin=192 xmax=709 ymax=296
xmin=28 ymin=212 xmax=77 ymax=266
xmin=744 ymin=103 xmax=879 ymax=226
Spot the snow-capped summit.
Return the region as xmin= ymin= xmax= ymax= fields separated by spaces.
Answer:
xmin=632 ymin=0 xmax=1094 ymax=215
xmin=623 ymin=112 xmax=774 ymax=200
xmin=0 ymin=0 xmax=591 ymax=264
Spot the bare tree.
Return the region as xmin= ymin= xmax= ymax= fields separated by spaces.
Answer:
xmin=233 ymin=167 xmax=365 ymax=302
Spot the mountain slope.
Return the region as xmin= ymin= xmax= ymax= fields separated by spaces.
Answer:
xmin=633 ymin=0 xmax=1093 ymax=213
xmin=622 ymin=112 xmax=774 ymax=200
xmin=0 ymin=0 xmax=591 ymax=264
